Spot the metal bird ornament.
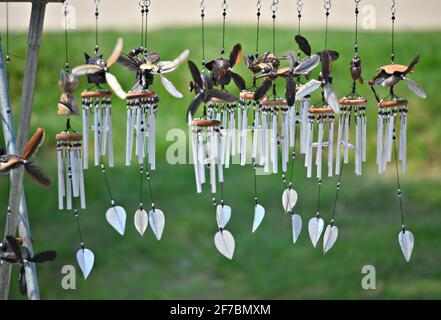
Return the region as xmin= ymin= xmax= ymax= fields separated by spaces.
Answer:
xmin=0 ymin=235 xmax=56 ymax=295
xmin=205 ymin=43 xmax=246 ymax=91
xmin=350 ymin=55 xmax=363 ymax=84
xmin=0 ymin=128 xmax=51 ymax=187
xmin=117 ymin=48 xmax=189 ymax=98
xmin=187 ymin=60 xmax=236 ymax=121
xmin=57 ymin=69 xmax=79 ymax=116
xmin=369 ymin=54 xmax=426 ymax=98
xmin=72 ymin=38 xmax=127 ymax=99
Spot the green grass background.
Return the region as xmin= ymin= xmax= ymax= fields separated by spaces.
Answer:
xmin=1 ymin=26 xmax=441 ymax=299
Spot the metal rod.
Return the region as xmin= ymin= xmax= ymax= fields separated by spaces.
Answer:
xmin=0 ymin=0 xmax=48 ymax=299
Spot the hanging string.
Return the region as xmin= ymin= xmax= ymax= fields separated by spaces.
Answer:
xmin=296 ymin=0 xmax=303 ymax=58
xmin=94 ymin=0 xmax=100 ymax=54
xmin=324 ymin=0 xmax=331 ymax=49
xmin=271 ymin=0 xmax=279 ymax=97
xmin=5 ymin=2 xmax=10 ymax=75
xmin=393 ymin=128 xmax=405 ymax=228
xmin=354 ymin=0 xmax=360 ymax=55
xmin=144 ymin=0 xmax=150 ymax=50
xmin=253 ymin=160 xmax=258 ymax=204
xmin=255 ymin=0 xmax=262 ymax=57
xmin=390 ymin=0 xmax=396 ymax=63
xmin=63 ymin=1 xmax=70 ymax=73
xmin=221 ymin=0 xmax=227 ymax=55
xmin=139 ymin=1 xmax=145 ymax=48
xmin=316 ymin=178 xmax=322 ymax=216
xmin=200 ymin=0 xmax=206 ymax=67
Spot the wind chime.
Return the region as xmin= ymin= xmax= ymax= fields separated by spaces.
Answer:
xmin=305 ymin=0 xmax=341 ymax=249
xmin=56 ymin=0 xmax=93 ymax=279
xmin=187 ymin=0 xmax=239 ymax=260
xmin=321 ymin=0 xmax=367 ymax=255
xmin=72 ymin=0 xmax=128 ymax=236
xmin=117 ymin=0 xmax=189 ymax=239
xmin=369 ymin=0 xmax=426 ymax=261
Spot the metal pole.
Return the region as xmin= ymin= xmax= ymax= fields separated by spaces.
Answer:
xmin=0 ymin=0 xmax=48 ymax=299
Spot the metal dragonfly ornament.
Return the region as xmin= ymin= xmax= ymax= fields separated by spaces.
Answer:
xmin=0 ymin=235 xmax=56 ymax=296
xmin=0 ymin=128 xmax=51 ymax=187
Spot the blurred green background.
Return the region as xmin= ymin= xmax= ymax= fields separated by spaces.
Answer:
xmin=1 ymin=26 xmax=441 ymax=299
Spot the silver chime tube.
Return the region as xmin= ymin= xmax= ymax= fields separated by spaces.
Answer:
xmin=241 ymin=106 xmax=248 ymax=166
xmin=107 ymin=106 xmax=114 ymax=168
xmin=306 ymin=116 xmax=314 ymax=178
xmin=400 ymin=108 xmax=407 ymax=172
xmin=65 ymin=147 xmax=72 ymax=210
xmin=300 ymin=98 xmax=309 ymax=154
xmin=262 ymin=110 xmax=269 ymax=172
xmin=141 ymin=106 xmax=147 ymax=162
xmin=125 ymin=105 xmax=132 ymax=166
xmin=197 ymin=130 xmax=206 ymax=184
xmin=252 ymin=107 xmax=260 ymax=160
xmin=224 ymin=111 xmax=232 ymax=168
xmin=93 ymin=100 xmax=100 ymax=166
xmin=343 ymin=110 xmax=350 ymax=164
xmin=282 ymin=109 xmax=289 ymax=173
xmin=355 ymin=109 xmax=360 ymax=175
xmin=271 ymin=109 xmax=278 ymax=174
xmin=218 ymin=132 xmax=225 ymax=183
xmin=70 ymin=146 xmax=79 ymax=197
xmin=237 ymin=107 xmax=243 ymax=156
xmin=377 ymin=111 xmax=383 ymax=173
xmin=316 ymin=117 xmax=324 ymax=179
xmin=328 ymin=116 xmax=334 ymax=177
xmin=362 ymin=108 xmax=367 ymax=162
xmin=78 ymin=146 xmax=86 ymax=209
xmin=82 ymin=101 xmax=89 ymax=169
xmin=57 ymin=143 xmax=65 ymax=210
xmin=209 ymin=129 xmax=217 ymax=194
xmin=101 ymin=104 xmax=108 ymax=156
xmin=191 ymin=128 xmax=202 ymax=193
xmin=135 ymin=106 xmax=142 ymax=164
xmin=149 ymin=105 xmax=156 ymax=170
xmin=335 ymin=111 xmax=343 ymax=175
xmin=230 ymin=109 xmax=236 ymax=157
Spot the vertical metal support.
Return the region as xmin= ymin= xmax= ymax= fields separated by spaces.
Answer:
xmin=0 ymin=0 xmax=48 ymax=300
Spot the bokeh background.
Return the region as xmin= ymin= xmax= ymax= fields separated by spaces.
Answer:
xmin=1 ymin=0 xmax=441 ymax=299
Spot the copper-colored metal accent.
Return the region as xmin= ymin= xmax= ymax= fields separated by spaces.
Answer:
xmin=80 ymin=91 xmax=112 ymax=98
xmin=16 ymin=237 xmax=24 ymax=246
xmin=379 ymin=64 xmax=408 ymax=74
xmin=339 ymin=97 xmax=368 ymax=106
xmin=126 ymin=91 xmax=157 ymax=99
xmin=191 ymin=119 xmax=221 ymax=127
xmin=239 ymin=91 xmax=256 ymax=100
xmin=378 ymin=99 xmax=408 ymax=109
xmin=261 ymin=98 xmax=287 ymax=106
xmin=210 ymin=97 xmax=234 ymax=104
xmin=308 ymin=106 xmax=334 ymax=114
xmin=55 ymin=133 xmax=83 ymax=142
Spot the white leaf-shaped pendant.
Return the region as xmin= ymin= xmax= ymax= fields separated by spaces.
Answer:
xmin=76 ymin=248 xmax=94 ymax=279
xmin=216 ymin=204 xmax=232 ymax=229
xmin=252 ymin=204 xmax=265 ymax=233
xmin=134 ymin=208 xmax=148 ymax=236
xmin=106 ymin=205 xmax=127 ymax=235
xmin=282 ymin=188 xmax=298 ymax=213
xmin=323 ymin=224 xmax=339 ymax=254
xmin=308 ymin=216 xmax=324 ymax=248
xmin=291 ymin=213 xmax=302 ymax=244
xmin=149 ymin=208 xmax=165 ymax=240
xmin=214 ymin=229 xmax=235 ymax=260
xmin=398 ymin=229 xmax=414 ymax=262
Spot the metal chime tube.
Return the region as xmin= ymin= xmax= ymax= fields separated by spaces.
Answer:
xmin=149 ymin=103 xmax=157 ymax=170
xmin=93 ymin=99 xmax=100 ymax=166
xmin=191 ymin=127 xmax=202 ymax=193
xmin=252 ymin=105 xmax=260 ymax=160
xmin=262 ymin=108 xmax=269 ymax=172
xmin=400 ymin=106 xmax=407 ymax=172
xmin=241 ymin=104 xmax=249 ymax=166
xmin=271 ymin=107 xmax=278 ymax=174
xmin=209 ymin=128 xmax=217 ymax=193
xmin=125 ymin=102 xmax=133 ymax=165
xmin=82 ymin=99 xmax=90 ymax=169
xmin=355 ymin=107 xmax=361 ymax=175
xmin=377 ymin=109 xmax=384 ymax=173
xmin=361 ymin=105 xmax=367 ymax=162
xmin=305 ymin=114 xmax=314 ymax=178
xmin=343 ymin=107 xmax=350 ymax=164
xmin=237 ymin=106 xmax=243 ymax=156
xmin=218 ymin=130 xmax=225 ymax=183
xmin=230 ymin=106 xmax=236 ymax=157
xmin=65 ymin=145 xmax=72 ymax=210
xmin=224 ymin=108 xmax=232 ymax=168
xmin=300 ymin=98 xmax=309 ymax=154
xmin=282 ymin=107 xmax=289 ymax=173
xmin=107 ymin=101 xmax=114 ymax=167
xmin=136 ymin=106 xmax=143 ymax=164
xmin=316 ymin=116 xmax=324 ymax=179
xmin=57 ymin=142 xmax=65 ymax=210
xmin=335 ymin=107 xmax=344 ymax=175
xmin=198 ymin=129 xmax=206 ymax=184
xmin=328 ymin=115 xmax=334 ymax=177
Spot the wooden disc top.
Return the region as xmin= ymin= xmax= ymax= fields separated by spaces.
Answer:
xmin=191 ymin=119 xmax=221 ymax=127
xmin=378 ymin=99 xmax=408 ymax=108
xmin=210 ymin=97 xmax=235 ymax=104
xmin=81 ymin=91 xmax=112 ymax=98
xmin=261 ymin=98 xmax=287 ymax=106
xmin=126 ymin=91 xmax=157 ymax=99
xmin=308 ymin=106 xmax=334 ymax=114
xmin=339 ymin=97 xmax=368 ymax=106
xmin=56 ymin=133 xmax=82 ymax=141
xmin=239 ymin=91 xmax=256 ymax=101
